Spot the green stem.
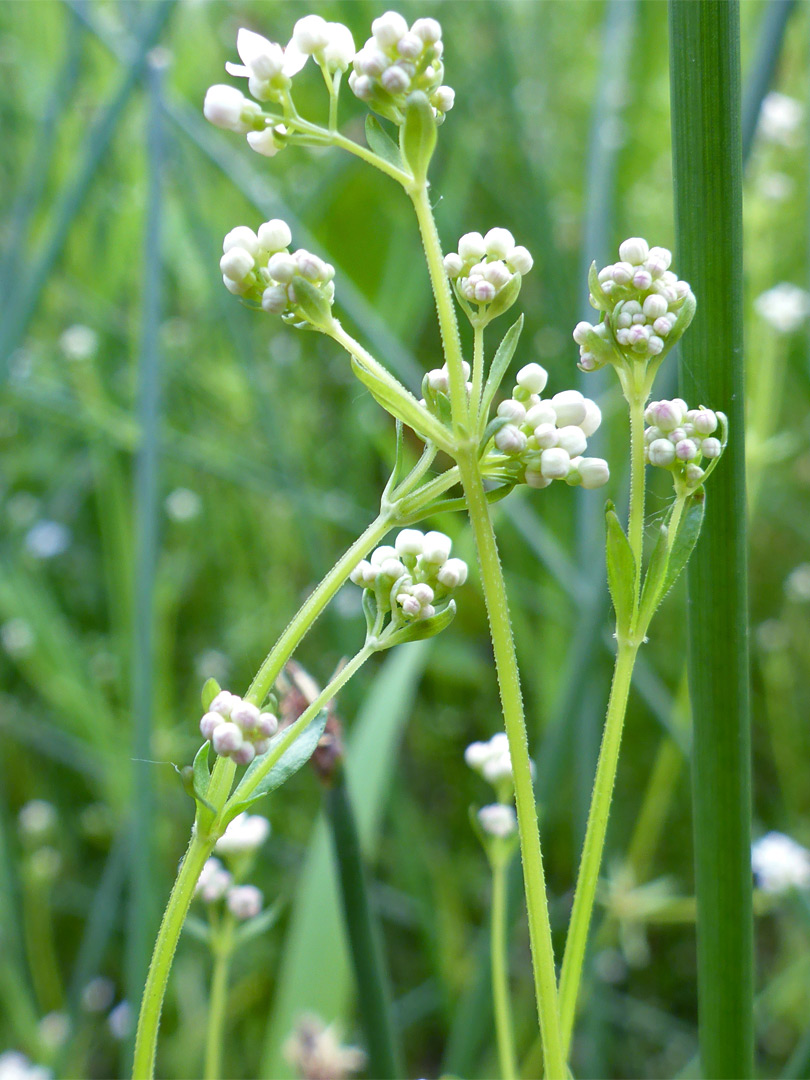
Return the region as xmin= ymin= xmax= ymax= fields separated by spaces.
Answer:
xmin=627 ymin=382 xmax=647 ymax=604
xmin=244 ymin=513 xmax=392 ymax=707
xmin=557 ymin=640 xmax=639 ymax=1055
xmin=471 ymin=322 xmax=485 ymax=425
xmin=456 ymin=451 xmax=565 ymax=1080
xmin=490 ymin=856 xmax=517 ymax=1080
xmin=204 ymin=916 xmax=235 ymax=1080
xmin=132 ymin=829 xmax=213 ymax=1079
xmin=408 ymin=184 xmax=469 ymax=435
xmin=287 ymin=111 xmax=411 ymax=186
xmin=397 ymin=465 xmax=460 ymax=517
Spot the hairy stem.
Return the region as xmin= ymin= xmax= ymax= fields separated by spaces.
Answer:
xmin=204 ymin=917 xmax=235 ymax=1080
xmin=491 ymin=856 xmax=517 ymax=1080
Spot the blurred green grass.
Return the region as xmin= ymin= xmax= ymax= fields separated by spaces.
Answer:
xmin=1 ymin=1 xmax=809 ymax=1077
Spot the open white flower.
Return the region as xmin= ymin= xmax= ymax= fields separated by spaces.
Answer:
xmin=225 ymin=28 xmax=308 ymax=100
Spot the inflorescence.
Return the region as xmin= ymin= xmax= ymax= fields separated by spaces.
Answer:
xmin=644 ymin=398 xmax=727 ymax=492
xmin=573 ymin=238 xmax=695 ymax=372
xmin=200 ymin=691 xmax=279 ymax=766
xmin=443 ymin=228 xmax=533 ymax=314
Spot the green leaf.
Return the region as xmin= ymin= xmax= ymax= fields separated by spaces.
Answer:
xmin=362 ymin=588 xmax=378 ymax=637
xmin=350 ymin=356 xmax=448 ymax=447
xmin=399 ymin=91 xmax=436 ymax=182
xmin=484 ymin=272 xmax=522 ymax=322
xmin=381 ymin=600 xmax=456 ymax=647
xmin=661 ymin=490 xmax=705 ymax=597
xmin=479 ymin=315 xmax=524 ymax=423
xmin=637 ymin=521 xmax=670 ymax=632
xmin=291 ymin=276 xmax=333 ymax=330
xmin=605 ymin=504 xmax=636 ymax=636
xmin=201 ymin=678 xmax=221 ymax=711
xmin=233 ymin=898 xmax=285 ymax=948
xmin=382 ymin=420 xmax=405 ymax=500
xmin=192 ymin=740 xmax=212 ymax=804
xmin=231 ymin=709 xmax=329 ymax=807
xmin=365 ymin=115 xmax=402 ymax=170
xmin=588 ymin=260 xmax=612 ymax=311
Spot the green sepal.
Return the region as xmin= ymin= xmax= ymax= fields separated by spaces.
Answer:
xmin=179 ymin=765 xmax=195 ymax=801
xmin=362 ymin=588 xmax=379 ymax=637
xmin=233 ymin=898 xmax=285 ymax=948
xmin=351 ymin=356 xmax=449 ymax=447
xmin=381 ymin=599 xmax=456 ymax=647
xmin=479 ymin=315 xmax=524 ymax=425
xmin=483 ymin=272 xmax=522 ymax=323
xmin=661 ymin=290 xmax=697 ymax=353
xmin=193 ymin=741 xmax=212 ymax=802
xmin=291 ymin=276 xmax=333 ymax=330
xmin=382 ymin=420 xmax=405 ymax=500
xmin=605 ymin=503 xmax=636 ymax=637
xmin=182 ymin=915 xmax=212 ymax=945
xmin=365 ymin=115 xmax=403 ymax=171
xmin=399 ymin=91 xmax=436 ymax=182
xmin=228 ymin=709 xmax=330 ymax=813
xmin=202 ymin=678 xmax=221 ymax=711
xmin=588 ymin=260 xmax=612 ymax=312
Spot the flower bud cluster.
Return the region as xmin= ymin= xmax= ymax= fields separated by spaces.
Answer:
xmin=350 ymin=529 xmax=467 ymax=623
xmin=219 ymin=220 xmax=336 ymax=322
xmin=349 ymin=12 xmax=454 ymax=123
xmin=195 ymin=858 xmax=265 ymax=920
xmin=643 ymin=399 xmax=725 ymax=490
xmin=215 ymin=812 xmax=271 ymax=855
xmin=465 ymin=732 xmax=514 ymax=787
xmin=573 ymin=238 xmax=694 ymax=371
xmin=483 ymin=365 xmax=610 ymax=492
xmin=444 ymin=229 xmax=533 ymax=309
xmin=200 ymin=690 xmax=279 ymax=767
xmin=477 ymin=803 xmax=518 ymax=839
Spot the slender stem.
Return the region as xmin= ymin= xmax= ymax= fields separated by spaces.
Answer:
xmin=244 ymin=513 xmax=392 ymax=707
xmin=557 ymin=640 xmax=638 ymax=1055
xmin=132 ymin=829 xmax=213 ymax=1079
xmin=408 ymin=185 xmax=469 ymax=435
xmin=397 ymin=465 xmax=460 ymax=516
xmin=627 ymin=381 xmax=647 ymax=604
xmin=490 ymin=856 xmax=517 ymax=1080
xmin=456 ymin=451 xmax=565 ymax=1080
xmin=204 ymin=916 xmax=235 ymax=1080
xmin=471 ymin=322 xmax=485 ymax=425
xmin=286 ymin=110 xmax=411 ymax=186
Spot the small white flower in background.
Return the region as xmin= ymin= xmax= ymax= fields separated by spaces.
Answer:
xmin=757 ymin=91 xmax=803 ymax=148
xmin=1 ymin=618 xmax=35 ymax=658
xmin=59 ymin=324 xmax=98 ymax=361
xmin=195 ymin=649 xmax=231 ymax=683
xmin=445 ymin=228 xmax=533 ymax=310
xmin=107 ymin=1001 xmax=133 ymax=1041
xmin=0 ymin=1051 xmax=52 ymax=1080
xmin=785 ymin=563 xmax=810 ymax=603
xmin=752 ymin=831 xmax=810 ymax=894
xmin=215 ymin=812 xmax=271 ymax=855
xmin=165 ymin=487 xmax=202 ymax=522
xmin=465 ymin=732 xmax=532 ymax=791
xmin=18 ymin=800 xmax=56 ymax=840
xmin=283 ymin=1013 xmax=367 ymax=1080
xmin=24 ymin=521 xmax=71 ymax=559
xmin=81 ymin=977 xmax=116 ymax=1013
xmin=478 ymin=803 xmax=518 ymax=839
xmin=195 ymin=857 xmax=232 ymax=903
xmin=201 ymin=690 xmax=278 ymax=765
xmin=754 ymin=282 xmax=810 ymax=334
xmin=226 ymin=883 xmax=264 ymax=920
xmin=37 ymin=1013 xmax=69 ymax=1052
xmin=643 ymin=399 xmax=726 ymax=491
xmin=349 ymin=12 xmax=453 ymax=124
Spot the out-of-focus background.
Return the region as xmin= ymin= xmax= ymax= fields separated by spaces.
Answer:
xmin=1 ymin=2 xmax=809 ymax=1078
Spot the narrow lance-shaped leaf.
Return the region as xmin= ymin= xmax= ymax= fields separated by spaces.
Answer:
xmin=479 ymin=315 xmax=524 ymax=422
xmin=228 ymin=710 xmax=330 ymax=815
xmin=605 ymin=503 xmax=636 ymax=637
xmin=399 ymin=91 xmax=436 ymax=182
xmin=365 ymin=115 xmax=403 ymax=170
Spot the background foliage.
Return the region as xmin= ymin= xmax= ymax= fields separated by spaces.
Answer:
xmin=1 ymin=1 xmax=809 ymax=1077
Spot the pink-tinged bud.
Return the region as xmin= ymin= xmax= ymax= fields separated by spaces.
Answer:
xmin=573 ymin=321 xmax=593 ymax=345
xmin=497 ymin=398 xmax=526 ymax=423
xmin=619 ymin=237 xmax=650 ymax=265
xmin=437 ymin=558 xmax=468 ymax=587
xmin=213 ymin=723 xmax=243 ymax=755
xmin=494 ymin=425 xmax=527 ymax=454
xmin=701 ymin=437 xmax=722 ymax=459
xmin=227 ymin=884 xmax=263 ymax=920
xmin=411 ymin=583 xmax=434 ymax=605
xmin=473 ymin=279 xmax=497 ymax=303
xmin=200 ymin=713 xmax=220 ymax=740
xmin=231 ymin=702 xmax=260 ymax=731
xmin=258 ymin=713 xmax=278 ymax=737
xmin=648 ymin=439 xmax=676 ymax=467
xmin=210 ymin=691 xmax=235 ymax=717
xmin=232 ymin=743 xmax=256 ymax=766
xmin=633 ymin=269 xmax=652 ymax=291
xmin=693 ymin=409 xmax=718 ymax=435
xmin=675 ymin=439 xmax=699 ymax=461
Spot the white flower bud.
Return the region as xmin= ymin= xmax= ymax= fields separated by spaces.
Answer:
xmin=223 ymin=226 xmax=261 ymax=258
xmin=482 ymin=751 xmax=513 ymax=784
xmin=525 ymin=401 xmax=556 ymax=427
xmin=444 ymin=253 xmax=463 ymax=278
xmin=642 ymin=294 xmax=669 ymax=320
xmin=227 ymin=884 xmax=263 ymax=920
xmin=551 ymin=390 xmax=587 ymax=427
xmin=464 ymin=741 xmax=490 ymax=770
xmin=220 ymin=247 xmax=254 ymax=282
xmin=646 ymin=246 xmax=672 ymax=277
xmin=213 ymin=722 xmax=243 ymax=755
xmin=293 ymin=14 xmax=331 ymax=54
xmin=295 ymin=250 xmax=327 ymax=282
xmin=204 ymin=85 xmax=256 ymax=133
xmin=524 ymin=468 xmax=551 ymax=488
xmin=556 ymin=425 xmax=588 ymax=457
xmin=426 ymin=367 xmax=449 ymax=392
xmin=372 ymin=10 xmax=410 ymax=48
xmin=370 ymin=545 xmax=398 ymax=566
xmin=209 ymin=691 xmax=236 ymax=717
xmin=233 ymin=743 xmax=256 ymax=766
xmin=433 ymin=85 xmax=455 ymax=112
xmin=482 ymin=260 xmax=513 ymax=289
xmin=515 ymin=363 xmax=547 ymax=393
xmin=381 ymin=65 xmax=411 ymax=94
xmin=497 ymin=399 xmax=526 ymax=423
xmin=494 ymin=425 xmax=527 ymax=454
xmin=579 ymin=398 xmax=602 ymax=437
xmin=247 ymin=128 xmax=282 ymax=157
xmin=395 ymin=529 xmax=424 ymax=556
xmin=473 ymin=280 xmax=497 ymax=303
xmin=200 ymin=712 xmax=220 ymax=740
xmin=397 ymin=32 xmax=423 ymax=58
xmin=398 ymin=594 xmax=421 ymax=617
xmin=411 ymin=17 xmax=442 ymax=43
xmin=458 ymin=231 xmax=486 ymax=261
xmin=507 ymin=246 xmax=533 ymax=275
xmin=675 ymin=439 xmax=699 ymax=461
xmin=267 ymin=252 xmax=296 ymax=283
xmin=231 ymin=701 xmax=260 ymax=731
xmin=196 ymin=857 xmax=231 ymax=902
xmin=484 ymin=228 xmax=515 ymax=261
xmin=422 ymin=531 xmax=452 ymax=564
xmin=577 ymin=457 xmax=610 ymax=489
xmin=258 ymin=712 xmax=278 ymax=737
xmin=262 ymin=284 xmax=288 ymax=314
xmin=685 ymin=464 xmax=704 ymax=486
xmin=379 ymin=557 xmax=407 ymax=580
xmin=540 ymin=447 xmax=571 ymax=479
xmin=411 ymin=583 xmax=434 ymax=605
xmin=752 ymin=831 xmax=810 ymax=894
xmin=351 ymin=73 xmax=374 ymax=99
xmin=350 ymin=560 xmax=372 ymax=584
xmin=323 ymin=23 xmax=355 ymax=70
xmin=216 ymin=812 xmax=270 ymax=855
xmin=701 ymin=437 xmax=722 ymax=459
xmin=478 ymin=803 xmax=517 ymax=838
xmin=611 ymin=261 xmax=634 ymax=284
xmin=258 ymin=218 xmax=292 ymax=253
xmin=647 ymin=335 xmax=664 ymax=355
xmin=533 ymin=423 xmax=558 ymax=449
xmin=619 ymin=237 xmax=650 ymax=265
xmin=648 ymin=438 xmax=676 ymax=467
xmin=692 ymin=409 xmax=718 ymax=435
xmin=437 ymin=558 xmax=468 ymax=587
xmin=223 ymin=275 xmax=247 ymax=296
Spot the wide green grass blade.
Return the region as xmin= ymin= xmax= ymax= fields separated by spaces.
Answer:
xmin=741 ymin=0 xmax=798 ymax=164
xmin=260 ymin=643 xmax=429 ymax=1078
xmin=669 ymin=3 xmax=753 ymax=1077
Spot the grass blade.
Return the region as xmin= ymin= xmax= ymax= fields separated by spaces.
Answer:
xmin=741 ymin=0 xmax=798 ymax=164
xmin=669 ymin=3 xmax=753 ymax=1076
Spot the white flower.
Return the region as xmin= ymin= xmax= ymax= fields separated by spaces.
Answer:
xmin=758 ymin=92 xmax=803 ymax=147
xmin=752 ymin=831 xmax=810 ymax=893
xmin=196 ymin=857 xmax=232 ymax=902
xmin=226 ymin=28 xmax=308 ymax=88
xmin=18 ymin=800 xmax=56 ymax=839
xmin=754 ymin=282 xmax=810 ymax=334
xmin=292 ymin=14 xmax=331 ymax=54
xmin=0 ymin=1050 xmax=52 ymax=1080
xmin=203 ymin=84 xmax=261 ymax=133
xmin=247 ymin=127 xmax=284 ymax=157
xmin=516 ymin=363 xmax=547 ymax=394
xmin=478 ymin=803 xmax=518 ymax=839
xmin=24 ymin=521 xmax=70 ymax=559
xmin=165 ymin=488 xmax=201 ymax=522
xmin=107 ymin=1002 xmax=133 ymax=1041
xmin=59 ymin=324 xmax=98 ymax=361
xmin=226 ymin=884 xmax=263 ymax=920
